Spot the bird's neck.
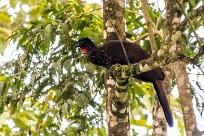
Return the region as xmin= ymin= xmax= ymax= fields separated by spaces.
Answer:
xmin=81 ymin=47 xmax=89 ymax=53
xmin=81 ymin=46 xmax=97 ymax=54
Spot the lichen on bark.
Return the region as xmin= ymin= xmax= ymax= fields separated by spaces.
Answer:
xmin=103 ymin=0 xmax=130 ymax=135
xmin=174 ymin=61 xmax=200 ymax=136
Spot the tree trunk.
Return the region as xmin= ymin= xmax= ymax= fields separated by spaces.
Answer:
xmin=174 ymin=61 xmax=200 ymax=136
xmin=103 ymin=0 xmax=125 ymax=41
xmin=103 ymin=0 xmax=130 ymax=136
xmin=152 ymin=100 xmax=167 ymax=136
xmin=151 ymin=0 xmax=177 ymax=135
xmin=163 ymin=0 xmax=200 ymax=135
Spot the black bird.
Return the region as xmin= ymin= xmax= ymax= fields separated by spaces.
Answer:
xmin=76 ymin=37 xmax=173 ymax=127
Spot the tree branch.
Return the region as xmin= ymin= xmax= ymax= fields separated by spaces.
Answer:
xmin=109 ymin=45 xmax=204 ymax=79
xmin=175 ymin=0 xmax=202 ymax=47
xmin=141 ymin=0 xmax=158 ymax=55
xmin=192 ymin=44 xmax=204 ymax=63
xmin=134 ymin=31 xmax=163 ymax=43
xmin=180 ymin=4 xmax=204 ymax=32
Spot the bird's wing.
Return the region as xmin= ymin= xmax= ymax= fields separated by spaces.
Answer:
xmin=88 ymin=48 xmax=112 ymax=67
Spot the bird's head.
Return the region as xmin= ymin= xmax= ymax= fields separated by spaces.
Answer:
xmin=75 ymin=37 xmax=95 ymax=53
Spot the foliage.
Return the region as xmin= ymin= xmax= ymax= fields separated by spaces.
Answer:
xmin=0 ymin=6 xmax=12 ymax=54
xmin=1 ymin=0 xmax=105 ymax=135
xmin=0 ymin=0 xmax=204 ymax=135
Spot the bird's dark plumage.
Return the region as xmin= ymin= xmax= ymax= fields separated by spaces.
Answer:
xmin=76 ymin=37 xmax=173 ymax=127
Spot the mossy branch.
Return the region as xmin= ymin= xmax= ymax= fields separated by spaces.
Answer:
xmin=109 ymin=45 xmax=204 ymax=78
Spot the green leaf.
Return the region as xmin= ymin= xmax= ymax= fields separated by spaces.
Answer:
xmin=0 ymin=13 xmax=11 ymax=26
xmin=10 ymin=0 xmax=17 ymax=7
xmin=189 ymin=0 xmax=196 ymax=7
xmin=10 ymin=99 xmax=19 ymax=115
xmin=0 ymin=75 xmax=6 ymax=81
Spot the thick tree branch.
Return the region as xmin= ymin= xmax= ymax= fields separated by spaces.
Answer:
xmin=141 ymin=0 xmax=158 ymax=55
xmin=174 ymin=61 xmax=201 ymax=136
xmin=109 ymin=45 xmax=204 ymax=79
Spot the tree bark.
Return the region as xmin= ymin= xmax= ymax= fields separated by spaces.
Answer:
xmin=152 ymin=99 xmax=167 ymax=136
xmin=103 ymin=0 xmax=130 ymax=136
xmin=103 ymin=0 xmax=125 ymax=41
xmin=163 ymin=0 xmax=200 ymax=135
xmin=174 ymin=61 xmax=200 ymax=136
xmin=151 ymin=0 xmax=177 ymax=134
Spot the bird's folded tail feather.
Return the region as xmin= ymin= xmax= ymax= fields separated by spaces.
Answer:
xmin=152 ymin=80 xmax=173 ymax=127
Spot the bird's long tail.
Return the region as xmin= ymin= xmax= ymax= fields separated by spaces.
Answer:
xmin=152 ymin=80 xmax=173 ymax=127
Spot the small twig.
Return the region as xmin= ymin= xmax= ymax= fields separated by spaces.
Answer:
xmin=156 ymin=0 xmax=166 ymax=13
xmin=155 ymin=15 xmax=162 ymax=30
xmin=175 ymin=0 xmax=202 ymax=48
xmin=188 ymin=72 xmax=204 ymax=76
xmin=135 ymin=33 xmax=149 ymax=43
xmin=75 ymin=8 xmax=103 ymax=20
xmin=192 ymin=44 xmax=204 ymax=63
xmin=180 ymin=5 xmax=204 ymax=32
xmin=134 ymin=31 xmax=162 ymax=43
xmin=141 ymin=0 xmax=158 ymax=55
xmin=172 ymin=108 xmax=182 ymax=114
xmin=107 ymin=14 xmax=130 ymax=65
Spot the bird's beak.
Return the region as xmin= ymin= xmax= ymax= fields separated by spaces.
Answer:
xmin=75 ymin=43 xmax=80 ymax=48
